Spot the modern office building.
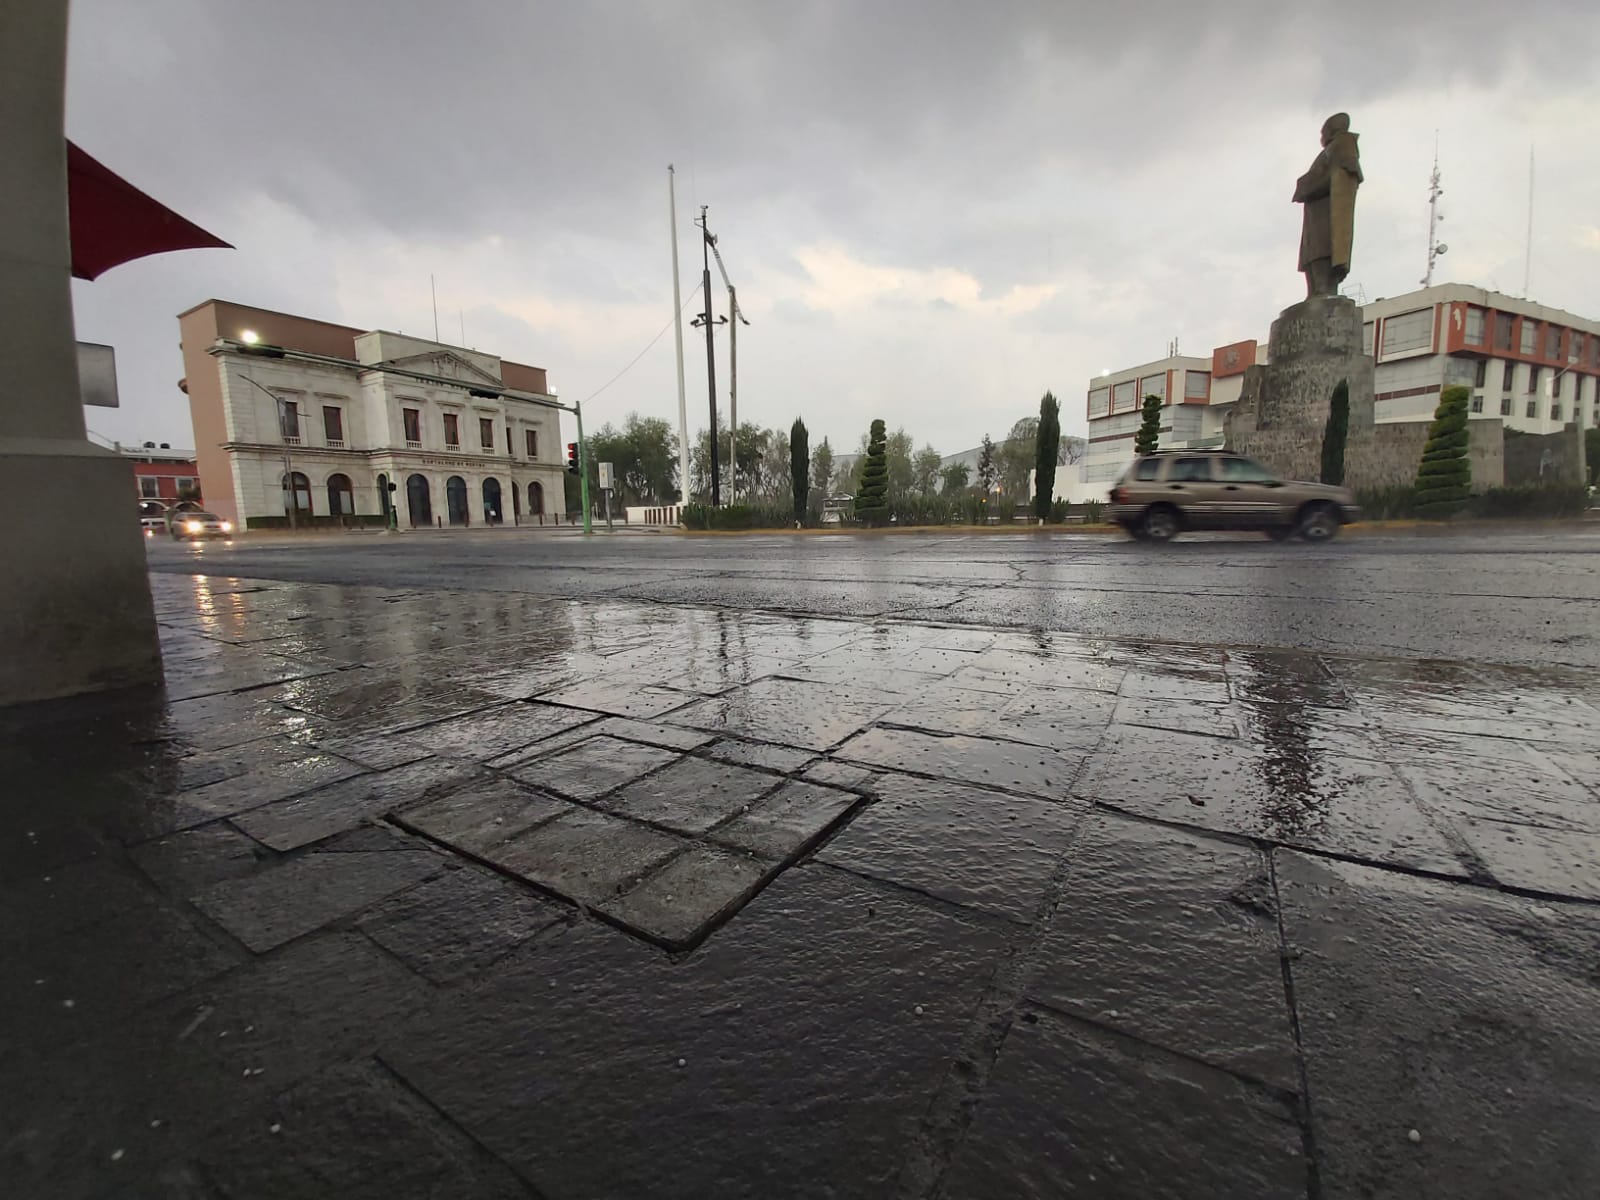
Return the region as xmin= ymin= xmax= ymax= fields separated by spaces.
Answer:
xmin=1082 ymin=284 xmax=1599 ymax=484
xmin=177 ymin=300 xmax=568 ymax=529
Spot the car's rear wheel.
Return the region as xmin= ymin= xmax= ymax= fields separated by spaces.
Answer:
xmin=1140 ymin=506 xmax=1181 ymax=543
xmin=1120 ymin=522 xmax=1150 ymax=542
xmin=1263 ymin=525 xmax=1295 ymax=541
xmin=1298 ymin=502 xmax=1341 ymax=543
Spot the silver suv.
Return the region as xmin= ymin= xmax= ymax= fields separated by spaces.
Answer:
xmin=1107 ymin=451 xmax=1360 ymax=542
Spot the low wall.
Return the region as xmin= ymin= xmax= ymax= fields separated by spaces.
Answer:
xmin=626 ymin=504 xmax=681 ymax=525
xmin=1504 ymin=425 xmax=1586 ymax=486
xmin=1344 ymin=421 xmax=1504 ymax=493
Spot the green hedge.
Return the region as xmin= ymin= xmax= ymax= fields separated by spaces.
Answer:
xmin=1356 ymin=484 xmax=1588 ymax=521
xmin=679 ymin=502 xmax=795 ymax=530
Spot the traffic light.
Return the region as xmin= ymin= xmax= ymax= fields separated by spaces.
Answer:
xmin=566 ymin=442 xmax=579 ymax=475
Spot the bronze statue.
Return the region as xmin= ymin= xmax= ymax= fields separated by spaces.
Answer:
xmin=1294 ymin=113 xmax=1362 ymax=298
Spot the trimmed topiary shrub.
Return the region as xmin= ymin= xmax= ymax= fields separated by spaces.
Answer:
xmin=1134 ymin=394 xmax=1162 ymax=456
xmin=855 ymin=419 xmax=889 ymax=525
xmin=1414 ymin=385 xmax=1471 ymax=516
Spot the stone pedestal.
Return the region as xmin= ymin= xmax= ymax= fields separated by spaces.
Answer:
xmin=0 ymin=2 xmax=162 ymax=705
xmin=1225 ymin=295 xmax=1374 ymax=482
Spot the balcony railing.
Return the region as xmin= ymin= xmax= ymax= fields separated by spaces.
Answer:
xmin=405 ymin=439 xmax=422 ymax=450
xmin=325 ymin=438 xmax=345 ymax=449
xmin=282 ymin=435 xmax=301 ymax=446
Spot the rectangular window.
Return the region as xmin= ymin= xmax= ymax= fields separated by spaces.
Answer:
xmin=479 ymin=417 xmax=495 ymax=450
xmin=1551 ymin=403 xmax=1562 ymax=422
xmin=1112 ymin=380 xmax=1136 ymax=412
xmin=1362 ymin=322 xmax=1375 ymax=355
xmin=1500 ymin=396 xmax=1513 ymax=416
xmin=1474 ymin=360 xmax=1488 ymax=387
xmin=1464 ymin=307 xmax=1486 ymax=346
xmin=1494 ymin=313 xmax=1515 ymax=351
xmin=1185 ymin=370 xmax=1210 ymax=399
xmin=525 ymin=429 xmax=538 ymax=458
xmin=1552 ymin=373 xmax=1563 ymax=398
xmin=1502 ymin=362 xmax=1515 ymax=391
xmin=1470 ymin=395 xmax=1484 ymax=413
xmin=1140 ymin=374 xmax=1167 ymax=405
xmin=1380 ymin=308 xmax=1434 ymax=357
xmin=1520 ymin=321 xmax=1538 ymax=355
xmin=1546 ymin=326 xmax=1561 ymax=358
xmin=1168 ymin=457 xmax=1213 ymax=483
xmin=322 ymin=406 xmax=343 ymax=444
xmin=1528 ymin=367 xmax=1541 ymax=394
xmin=402 ymin=407 xmax=421 ymax=444
xmin=1526 ymin=399 xmax=1538 ymax=418
xmin=443 ymin=413 xmax=460 ymax=447
xmin=175 ymin=476 xmax=195 ymax=492
xmin=279 ymin=399 xmax=299 ymax=442
xmin=139 ymin=476 xmax=159 ymax=498
xmin=1571 ymin=332 xmax=1585 ymax=362
xmin=1088 ymin=388 xmax=1110 ymax=418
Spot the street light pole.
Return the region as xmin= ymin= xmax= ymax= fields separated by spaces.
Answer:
xmin=237 ymin=372 xmax=301 ymax=530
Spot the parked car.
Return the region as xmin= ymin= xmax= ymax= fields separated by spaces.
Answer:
xmin=168 ymin=511 xmax=233 ymax=540
xmin=1107 ymin=451 xmax=1360 ymax=543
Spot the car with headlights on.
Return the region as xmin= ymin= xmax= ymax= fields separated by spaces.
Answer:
xmin=168 ymin=511 xmax=233 ymax=540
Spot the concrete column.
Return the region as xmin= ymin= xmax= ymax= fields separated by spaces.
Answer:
xmin=0 ymin=1 xmax=162 ymax=704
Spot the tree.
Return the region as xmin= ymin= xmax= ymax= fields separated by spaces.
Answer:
xmin=1060 ymin=435 xmax=1086 ymax=466
xmin=1414 ymin=384 xmax=1471 ymax=516
xmin=996 ymin=417 xmax=1039 ymax=500
xmin=790 ymin=418 xmax=809 ymax=523
xmin=855 ymin=419 xmax=889 ymax=525
xmin=1320 ymin=380 xmax=1350 ymax=486
xmin=1034 ymin=391 xmax=1061 ymax=522
xmin=1134 ymin=394 xmax=1162 ymax=455
xmin=885 ymin=428 xmax=915 ymax=503
xmin=912 ymin=445 xmax=943 ymax=496
xmin=574 ymin=413 xmax=679 ymax=510
xmin=940 ymin=462 xmax=971 ymax=496
xmin=812 ymin=438 xmax=835 ymax=498
xmin=977 ymin=434 xmax=998 ymax=497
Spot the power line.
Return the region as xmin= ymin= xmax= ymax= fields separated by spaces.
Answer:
xmin=573 ymin=290 xmax=700 ymax=408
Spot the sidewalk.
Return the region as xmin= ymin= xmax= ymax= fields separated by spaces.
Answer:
xmin=4 ymin=572 xmax=1598 ymax=1198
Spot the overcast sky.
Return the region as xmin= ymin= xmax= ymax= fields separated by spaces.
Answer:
xmin=68 ymin=0 xmax=1600 ymax=458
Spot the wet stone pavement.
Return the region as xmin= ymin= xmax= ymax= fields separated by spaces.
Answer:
xmin=4 ymin=573 xmax=1600 ymax=1199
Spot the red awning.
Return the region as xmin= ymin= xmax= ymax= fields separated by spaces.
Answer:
xmin=67 ymin=141 xmax=232 ymax=281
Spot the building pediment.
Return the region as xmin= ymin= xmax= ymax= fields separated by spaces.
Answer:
xmin=382 ymin=350 xmax=502 ymax=386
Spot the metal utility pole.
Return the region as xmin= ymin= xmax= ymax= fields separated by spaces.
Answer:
xmin=237 ymin=373 xmax=299 ymax=529
xmin=707 ymin=230 xmax=749 ymax=501
xmin=575 ymin=401 xmax=593 ymax=535
xmin=691 ymin=206 xmax=727 ymax=506
xmin=667 ymin=166 xmax=690 ymax=507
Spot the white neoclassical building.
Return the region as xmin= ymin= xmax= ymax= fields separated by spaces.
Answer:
xmin=177 ymin=300 xmax=568 ymax=530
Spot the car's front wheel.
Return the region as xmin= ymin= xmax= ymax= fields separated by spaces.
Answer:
xmin=1139 ymin=506 xmax=1181 ymax=543
xmin=1297 ymin=502 xmax=1341 ymax=543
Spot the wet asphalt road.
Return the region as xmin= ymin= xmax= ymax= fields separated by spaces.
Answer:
xmin=148 ymin=525 xmax=1600 ymax=669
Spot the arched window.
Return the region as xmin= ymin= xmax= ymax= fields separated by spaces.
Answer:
xmin=282 ymin=471 xmax=312 ymax=517
xmin=527 ymin=480 xmax=545 ymax=516
xmin=482 ymin=477 xmax=502 ymax=524
xmin=376 ymin=473 xmax=391 ymax=517
xmin=406 ymin=474 xmax=432 ymax=527
xmin=446 ymin=475 xmax=469 ymax=526
xmin=327 ymin=473 xmax=354 ymax=516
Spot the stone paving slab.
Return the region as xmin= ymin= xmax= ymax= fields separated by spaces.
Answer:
xmin=358 ymin=865 xmax=568 ymax=984
xmin=1075 ymin=724 xmax=1466 ymax=876
xmin=397 ymin=773 xmax=570 ymax=854
xmin=231 ymin=756 xmax=482 ymax=851
xmin=189 ymin=846 xmax=444 ymax=953
xmin=664 ymin=675 xmax=894 ymax=750
xmin=492 ymin=807 xmax=688 ymax=907
xmin=1026 ymin=813 xmax=1298 ymax=1092
xmin=817 ymin=773 xmax=1085 ymax=922
xmin=1275 ymin=850 xmax=1600 ymax=1200
xmin=600 ymin=755 xmax=786 ymax=835
xmin=835 ymin=725 xmax=1083 ymax=798
xmin=938 ymin=1011 xmax=1307 ymax=1199
xmin=505 ymin=734 xmax=679 ymax=800
xmin=710 ymin=779 xmax=862 ymax=860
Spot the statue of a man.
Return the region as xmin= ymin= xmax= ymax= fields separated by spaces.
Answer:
xmin=1294 ymin=112 xmax=1363 ymax=298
